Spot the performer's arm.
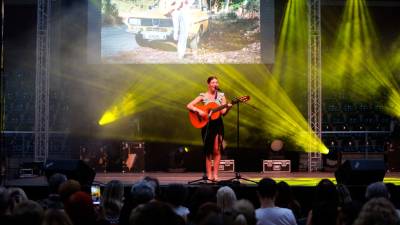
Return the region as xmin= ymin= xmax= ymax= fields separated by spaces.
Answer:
xmin=187 ymin=96 xmax=206 ymax=116
xmin=221 ymin=96 xmax=232 ymax=115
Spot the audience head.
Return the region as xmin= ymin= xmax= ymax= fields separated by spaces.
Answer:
xmin=257 ymin=177 xmax=277 ymax=199
xmin=353 ymin=197 xmax=400 ymax=225
xmin=275 ymin=181 xmax=294 ymax=207
xmin=102 ymin=180 xmax=124 ymax=203
xmin=385 ymin=183 xmax=400 ymax=208
xmin=58 ymin=180 xmax=81 ymax=203
xmin=12 ymin=200 xmax=44 ymax=225
xmin=0 ymin=186 xmax=10 ymax=215
xmin=164 ymin=183 xmax=188 ymax=207
xmin=130 ymin=180 xmax=155 ymax=205
xmin=42 ymin=209 xmax=73 ymax=225
xmin=64 ymin=191 xmax=96 ymax=225
xmin=129 ymin=201 xmax=185 ymax=225
xmin=7 ymin=187 xmax=28 ymax=213
xmin=47 ymin=173 xmax=67 ymax=194
xmin=312 ymin=179 xmax=339 ymax=225
xmin=143 ymin=176 xmax=161 ymax=199
xmin=314 ymin=179 xmax=338 ymax=205
xmin=195 ymin=202 xmax=222 ymax=225
xmin=188 ymin=185 xmax=216 ymax=220
xmin=198 ymin=213 xmax=224 ymax=225
xmin=365 ymin=182 xmax=390 ymax=201
xmin=216 ymin=186 xmax=237 ymax=212
xmin=232 ymin=199 xmax=256 ymax=225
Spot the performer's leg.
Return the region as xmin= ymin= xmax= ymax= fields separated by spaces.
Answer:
xmin=171 ymin=10 xmax=179 ymax=41
xmin=177 ymin=11 xmax=189 ymax=59
xmin=205 ymin=155 xmax=212 ymax=180
xmin=213 ymin=135 xmax=222 ymax=181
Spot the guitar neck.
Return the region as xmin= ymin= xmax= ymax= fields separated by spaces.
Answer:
xmin=211 ymin=102 xmax=237 ymax=113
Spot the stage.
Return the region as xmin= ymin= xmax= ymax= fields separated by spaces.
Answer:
xmin=5 ymin=171 xmax=400 ymax=187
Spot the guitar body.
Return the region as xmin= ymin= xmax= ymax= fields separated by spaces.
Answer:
xmin=188 ymin=95 xmax=250 ymax=128
xmin=189 ymin=102 xmax=222 ymax=128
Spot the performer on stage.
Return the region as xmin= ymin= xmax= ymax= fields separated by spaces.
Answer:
xmin=187 ymin=76 xmax=232 ymax=181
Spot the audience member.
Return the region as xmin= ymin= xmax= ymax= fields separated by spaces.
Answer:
xmin=195 ymin=202 xmax=222 ymax=225
xmin=353 ymin=197 xmax=400 ymax=225
xmin=119 ymin=180 xmax=155 ymax=225
xmin=129 ymin=201 xmax=185 ymax=225
xmin=7 ymin=187 xmax=28 ymax=213
xmin=336 ymin=184 xmax=352 ymax=206
xmin=365 ymin=182 xmax=390 ymax=201
xmin=232 ymin=199 xmax=257 ymax=225
xmin=275 ymin=181 xmax=301 ymax=220
xmin=58 ymin=179 xmax=81 ymax=203
xmin=143 ymin=176 xmax=161 ymax=199
xmin=101 ymin=180 xmax=124 ymax=225
xmin=336 ymin=184 xmax=361 ymax=225
xmin=188 ymin=185 xmax=216 ymax=222
xmin=0 ymin=186 xmax=11 ymax=225
xmin=12 ymin=200 xmax=44 ymax=225
xmin=386 ymin=183 xmax=400 ymax=209
xmin=38 ymin=173 xmax=67 ymax=210
xmin=306 ymin=179 xmax=338 ymax=225
xmin=164 ymin=183 xmax=190 ymax=222
xmin=216 ymin=186 xmax=237 ymax=213
xmin=42 ymin=209 xmax=73 ymax=225
xmin=64 ymin=191 xmax=98 ymax=225
xmin=256 ymin=177 xmax=297 ymax=225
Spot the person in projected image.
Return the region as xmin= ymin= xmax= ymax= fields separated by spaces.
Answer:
xmin=165 ymin=0 xmax=195 ymax=59
xmin=187 ymin=76 xmax=232 ymax=181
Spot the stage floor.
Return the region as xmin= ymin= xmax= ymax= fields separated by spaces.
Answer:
xmin=5 ymin=171 xmax=400 ymax=187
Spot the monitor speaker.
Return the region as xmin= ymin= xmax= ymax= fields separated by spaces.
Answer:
xmin=44 ymin=159 xmax=95 ymax=186
xmin=335 ymin=159 xmax=386 ymax=185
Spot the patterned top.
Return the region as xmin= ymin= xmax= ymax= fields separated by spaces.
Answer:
xmin=200 ymin=92 xmax=224 ymax=105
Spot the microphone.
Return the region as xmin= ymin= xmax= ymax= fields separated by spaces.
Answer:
xmin=216 ymin=87 xmax=222 ymax=91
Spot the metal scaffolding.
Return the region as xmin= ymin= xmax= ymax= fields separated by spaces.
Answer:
xmin=308 ymin=0 xmax=322 ymax=171
xmin=35 ymin=0 xmax=51 ymax=162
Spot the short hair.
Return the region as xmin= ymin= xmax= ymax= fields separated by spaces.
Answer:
xmin=207 ymin=76 xmax=218 ymax=84
xmin=257 ymin=178 xmax=277 ymax=199
xmin=130 ymin=181 xmax=154 ymax=204
xmin=48 ymin=173 xmax=67 ymax=194
xmin=365 ymin=182 xmax=390 ymax=200
xmin=143 ymin=176 xmax=160 ymax=198
xmin=58 ymin=180 xmax=81 ymax=202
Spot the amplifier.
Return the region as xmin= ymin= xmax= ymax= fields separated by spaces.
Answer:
xmin=212 ymin=160 xmax=235 ymax=172
xmin=263 ymin=160 xmax=291 ymax=172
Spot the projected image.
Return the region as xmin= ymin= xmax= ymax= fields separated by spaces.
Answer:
xmin=101 ymin=0 xmax=260 ymax=63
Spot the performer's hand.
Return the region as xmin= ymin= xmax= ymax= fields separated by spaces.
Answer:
xmin=197 ymin=110 xmax=207 ymax=117
xmin=227 ymin=103 xmax=233 ymax=108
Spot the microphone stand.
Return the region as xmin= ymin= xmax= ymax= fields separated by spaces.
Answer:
xmin=222 ymin=102 xmax=257 ymax=184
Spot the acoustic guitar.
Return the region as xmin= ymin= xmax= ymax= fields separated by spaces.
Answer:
xmin=189 ymin=96 xmax=250 ymax=128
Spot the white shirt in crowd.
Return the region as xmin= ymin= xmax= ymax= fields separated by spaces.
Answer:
xmin=256 ymin=207 xmax=297 ymax=225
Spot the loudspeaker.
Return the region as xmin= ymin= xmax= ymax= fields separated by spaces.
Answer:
xmin=44 ymin=160 xmax=96 ymax=186
xmin=335 ymin=159 xmax=386 ymax=185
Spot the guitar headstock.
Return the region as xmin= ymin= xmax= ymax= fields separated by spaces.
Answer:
xmin=232 ymin=96 xmax=250 ymax=104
